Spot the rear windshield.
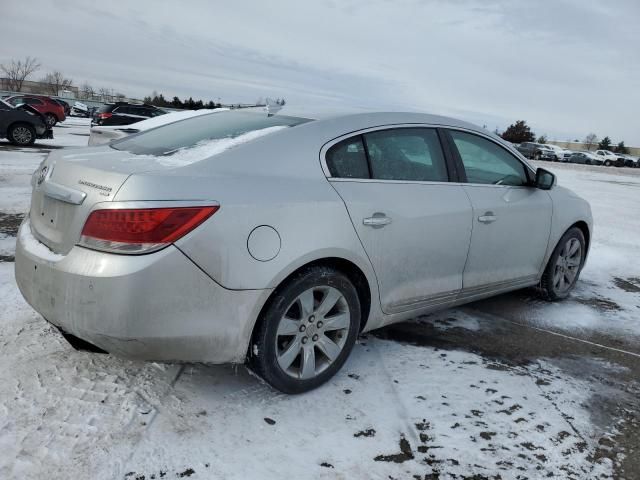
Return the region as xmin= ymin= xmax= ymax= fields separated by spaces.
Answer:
xmin=97 ymin=104 xmax=114 ymax=113
xmin=111 ymin=110 xmax=311 ymax=157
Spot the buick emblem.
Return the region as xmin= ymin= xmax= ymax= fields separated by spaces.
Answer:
xmin=37 ymin=165 xmax=48 ymax=186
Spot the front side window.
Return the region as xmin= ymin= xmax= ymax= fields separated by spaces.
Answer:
xmin=363 ymin=128 xmax=448 ymax=182
xmin=325 ymin=137 xmax=370 ymax=179
xmin=449 ymin=130 xmax=529 ymax=186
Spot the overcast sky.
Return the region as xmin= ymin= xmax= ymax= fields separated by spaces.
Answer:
xmin=1 ymin=0 xmax=639 ymax=143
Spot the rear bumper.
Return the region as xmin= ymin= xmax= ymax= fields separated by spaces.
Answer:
xmin=15 ymin=220 xmax=271 ymax=363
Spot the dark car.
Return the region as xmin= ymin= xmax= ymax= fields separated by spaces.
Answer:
xmin=0 ymin=99 xmax=52 ymax=146
xmin=515 ymin=142 xmax=557 ymax=161
xmin=619 ymin=154 xmax=639 ymax=168
xmin=567 ymin=151 xmax=604 ymax=166
xmin=4 ymin=95 xmax=66 ymax=127
xmin=92 ymin=102 xmax=165 ymax=126
xmin=52 ymin=98 xmax=71 ymax=116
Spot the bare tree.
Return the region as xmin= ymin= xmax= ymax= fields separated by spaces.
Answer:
xmin=98 ymin=87 xmax=114 ymax=102
xmin=40 ymin=71 xmax=73 ymax=95
xmin=583 ymin=133 xmax=598 ymax=151
xmin=0 ymin=56 xmax=41 ymax=91
xmin=115 ymin=92 xmax=126 ymax=101
xmin=80 ymin=82 xmax=95 ymax=100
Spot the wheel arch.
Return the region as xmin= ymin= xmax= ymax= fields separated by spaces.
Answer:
xmin=6 ymin=121 xmax=36 ymax=142
xmin=570 ymin=220 xmax=590 ymax=254
xmin=248 ymin=256 xmax=374 ymax=358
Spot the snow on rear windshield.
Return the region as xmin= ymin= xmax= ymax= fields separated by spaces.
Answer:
xmin=111 ymin=110 xmax=310 ymax=161
xmin=154 ymin=126 xmax=287 ymax=167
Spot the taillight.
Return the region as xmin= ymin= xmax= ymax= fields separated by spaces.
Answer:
xmin=97 ymin=112 xmax=112 ymax=119
xmin=79 ymin=206 xmax=218 ymax=254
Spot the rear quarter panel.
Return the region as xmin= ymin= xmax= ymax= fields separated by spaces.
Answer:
xmin=113 ymin=129 xmax=384 ymax=330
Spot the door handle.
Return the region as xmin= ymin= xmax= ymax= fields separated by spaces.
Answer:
xmin=363 ymin=214 xmax=392 ymax=228
xmin=478 ymin=212 xmax=497 ymax=224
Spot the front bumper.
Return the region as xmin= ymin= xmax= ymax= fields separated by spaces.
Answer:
xmin=15 ymin=221 xmax=271 ymax=363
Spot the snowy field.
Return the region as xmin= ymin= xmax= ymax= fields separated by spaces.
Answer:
xmin=0 ymin=119 xmax=639 ymax=480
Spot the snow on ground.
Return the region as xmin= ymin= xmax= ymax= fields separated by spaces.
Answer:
xmin=0 ymin=272 xmax=618 ymax=479
xmin=0 ymin=125 xmax=638 ymax=479
xmin=509 ymin=161 xmax=640 ymax=341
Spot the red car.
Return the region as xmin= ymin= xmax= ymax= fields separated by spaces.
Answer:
xmin=4 ymin=95 xmax=66 ymax=127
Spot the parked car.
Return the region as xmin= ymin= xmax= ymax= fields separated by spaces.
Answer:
xmin=51 ymin=98 xmax=71 ymax=116
xmin=0 ymin=99 xmax=52 ymax=146
xmin=15 ymin=110 xmax=592 ymax=393
xmin=4 ymin=95 xmax=66 ymax=127
xmin=92 ymin=102 xmax=166 ymax=126
xmin=595 ymin=150 xmax=623 ymax=167
xmin=543 ymin=144 xmax=572 ymax=162
xmin=568 ymin=151 xmax=604 ymax=165
xmin=70 ymin=101 xmax=91 ymax=117
xmin=516 ymin=142 xmax=557 ymax=161
xmin=88 ymin=108 xmax=225 ymax=146
xmin=618 ymin=154 xmax=639 ymax=168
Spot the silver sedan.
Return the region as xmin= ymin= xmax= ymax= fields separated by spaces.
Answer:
xmin=15 ymin=110 xmax=592 ymax=393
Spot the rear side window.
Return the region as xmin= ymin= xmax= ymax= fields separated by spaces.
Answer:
xmin=325 ymin=137 xmax=370 ymax=179
xmin=449 ymin=130 xmax=529 ymax=186
xmin=364 ymin=128 xmax=448 ymax=182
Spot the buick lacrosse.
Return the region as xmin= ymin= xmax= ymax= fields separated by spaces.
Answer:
xmin=15 ymin=110 xmax=592 ymax=393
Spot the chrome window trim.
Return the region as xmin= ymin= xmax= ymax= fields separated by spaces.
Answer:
xmin=320 ymin=123 xmax=536 ymax=185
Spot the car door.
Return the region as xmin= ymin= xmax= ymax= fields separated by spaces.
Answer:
xmin=325 ymin=127 xmax=473 ymax=314
xmin=445 ymin=129 xmax=552 ymax=292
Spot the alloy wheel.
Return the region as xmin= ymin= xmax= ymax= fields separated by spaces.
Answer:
xmin=13 ymin=126 xmax=33 ymax=145
xmin=553 ymin=237 xmax=582 ymax=294
xmin=275 ymin=286 xmax=350 ymax=380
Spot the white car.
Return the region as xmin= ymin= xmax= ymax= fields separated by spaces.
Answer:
xmin=595 ymin=150 xmax=621 ymax=166
xmin=88 ymin=108 xmax=227 ymax=146
xmin=544 ymin=144 xmax=572 ymax=162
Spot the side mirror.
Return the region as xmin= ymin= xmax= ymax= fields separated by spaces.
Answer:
xmin=534 ymin=168 xmax=556 ymax=190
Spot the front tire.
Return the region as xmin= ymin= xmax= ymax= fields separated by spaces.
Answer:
xmin=249 ymin=266 xmax=361 ymax=394
xmin=7 ymin=123 xmax=36 ymax=146
xmin=539 ymin=227 xmax=586 ymax=301
xmin=604 ymin=160 xmax=612 ymax=167
xmin=45 ymin=113 xmax=57 ymax=127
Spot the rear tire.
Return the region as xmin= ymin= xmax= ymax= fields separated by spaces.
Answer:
xmin=604 ymin=160 xmax=612 ymax=167
xmin=7 ymin=123 xmax=36 ymax=146
xmin=539 ymin=227 xmax=586 ymax=301
xmin=249 ymin=266 xmax=361 ymax=394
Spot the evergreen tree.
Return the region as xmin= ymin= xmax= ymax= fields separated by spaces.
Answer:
xmin=598 ymin=136 xmax=612 ymax=150
xmin=500 ymin=120 xmax=535 ymax=143
xmin=614 ymin=141 xmax=629 ymax=154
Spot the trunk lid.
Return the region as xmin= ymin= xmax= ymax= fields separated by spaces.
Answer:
xmin=29 ymin=146 xmax=169 ymax=254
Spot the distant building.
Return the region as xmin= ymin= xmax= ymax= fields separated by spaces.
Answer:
xmin=0 ymin=78 xmax=80 ymax=98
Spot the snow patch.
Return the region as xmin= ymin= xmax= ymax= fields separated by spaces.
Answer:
xmin=17 ymin=219 xmax=64 ymax=262
xmin=121 ymin=108 xmax=228 ymax=132
xmin=156 ymin=125 xmax=287 ymax=167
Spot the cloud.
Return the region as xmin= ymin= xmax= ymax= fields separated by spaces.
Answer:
xmin=1 ymin=0 xmax=638 ymax=143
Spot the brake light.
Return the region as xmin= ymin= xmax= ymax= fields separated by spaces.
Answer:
xmin=79 ymin=206 xmax=218 ymax=254
xmin=97 ymin=112 xmax=112 ymax=119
